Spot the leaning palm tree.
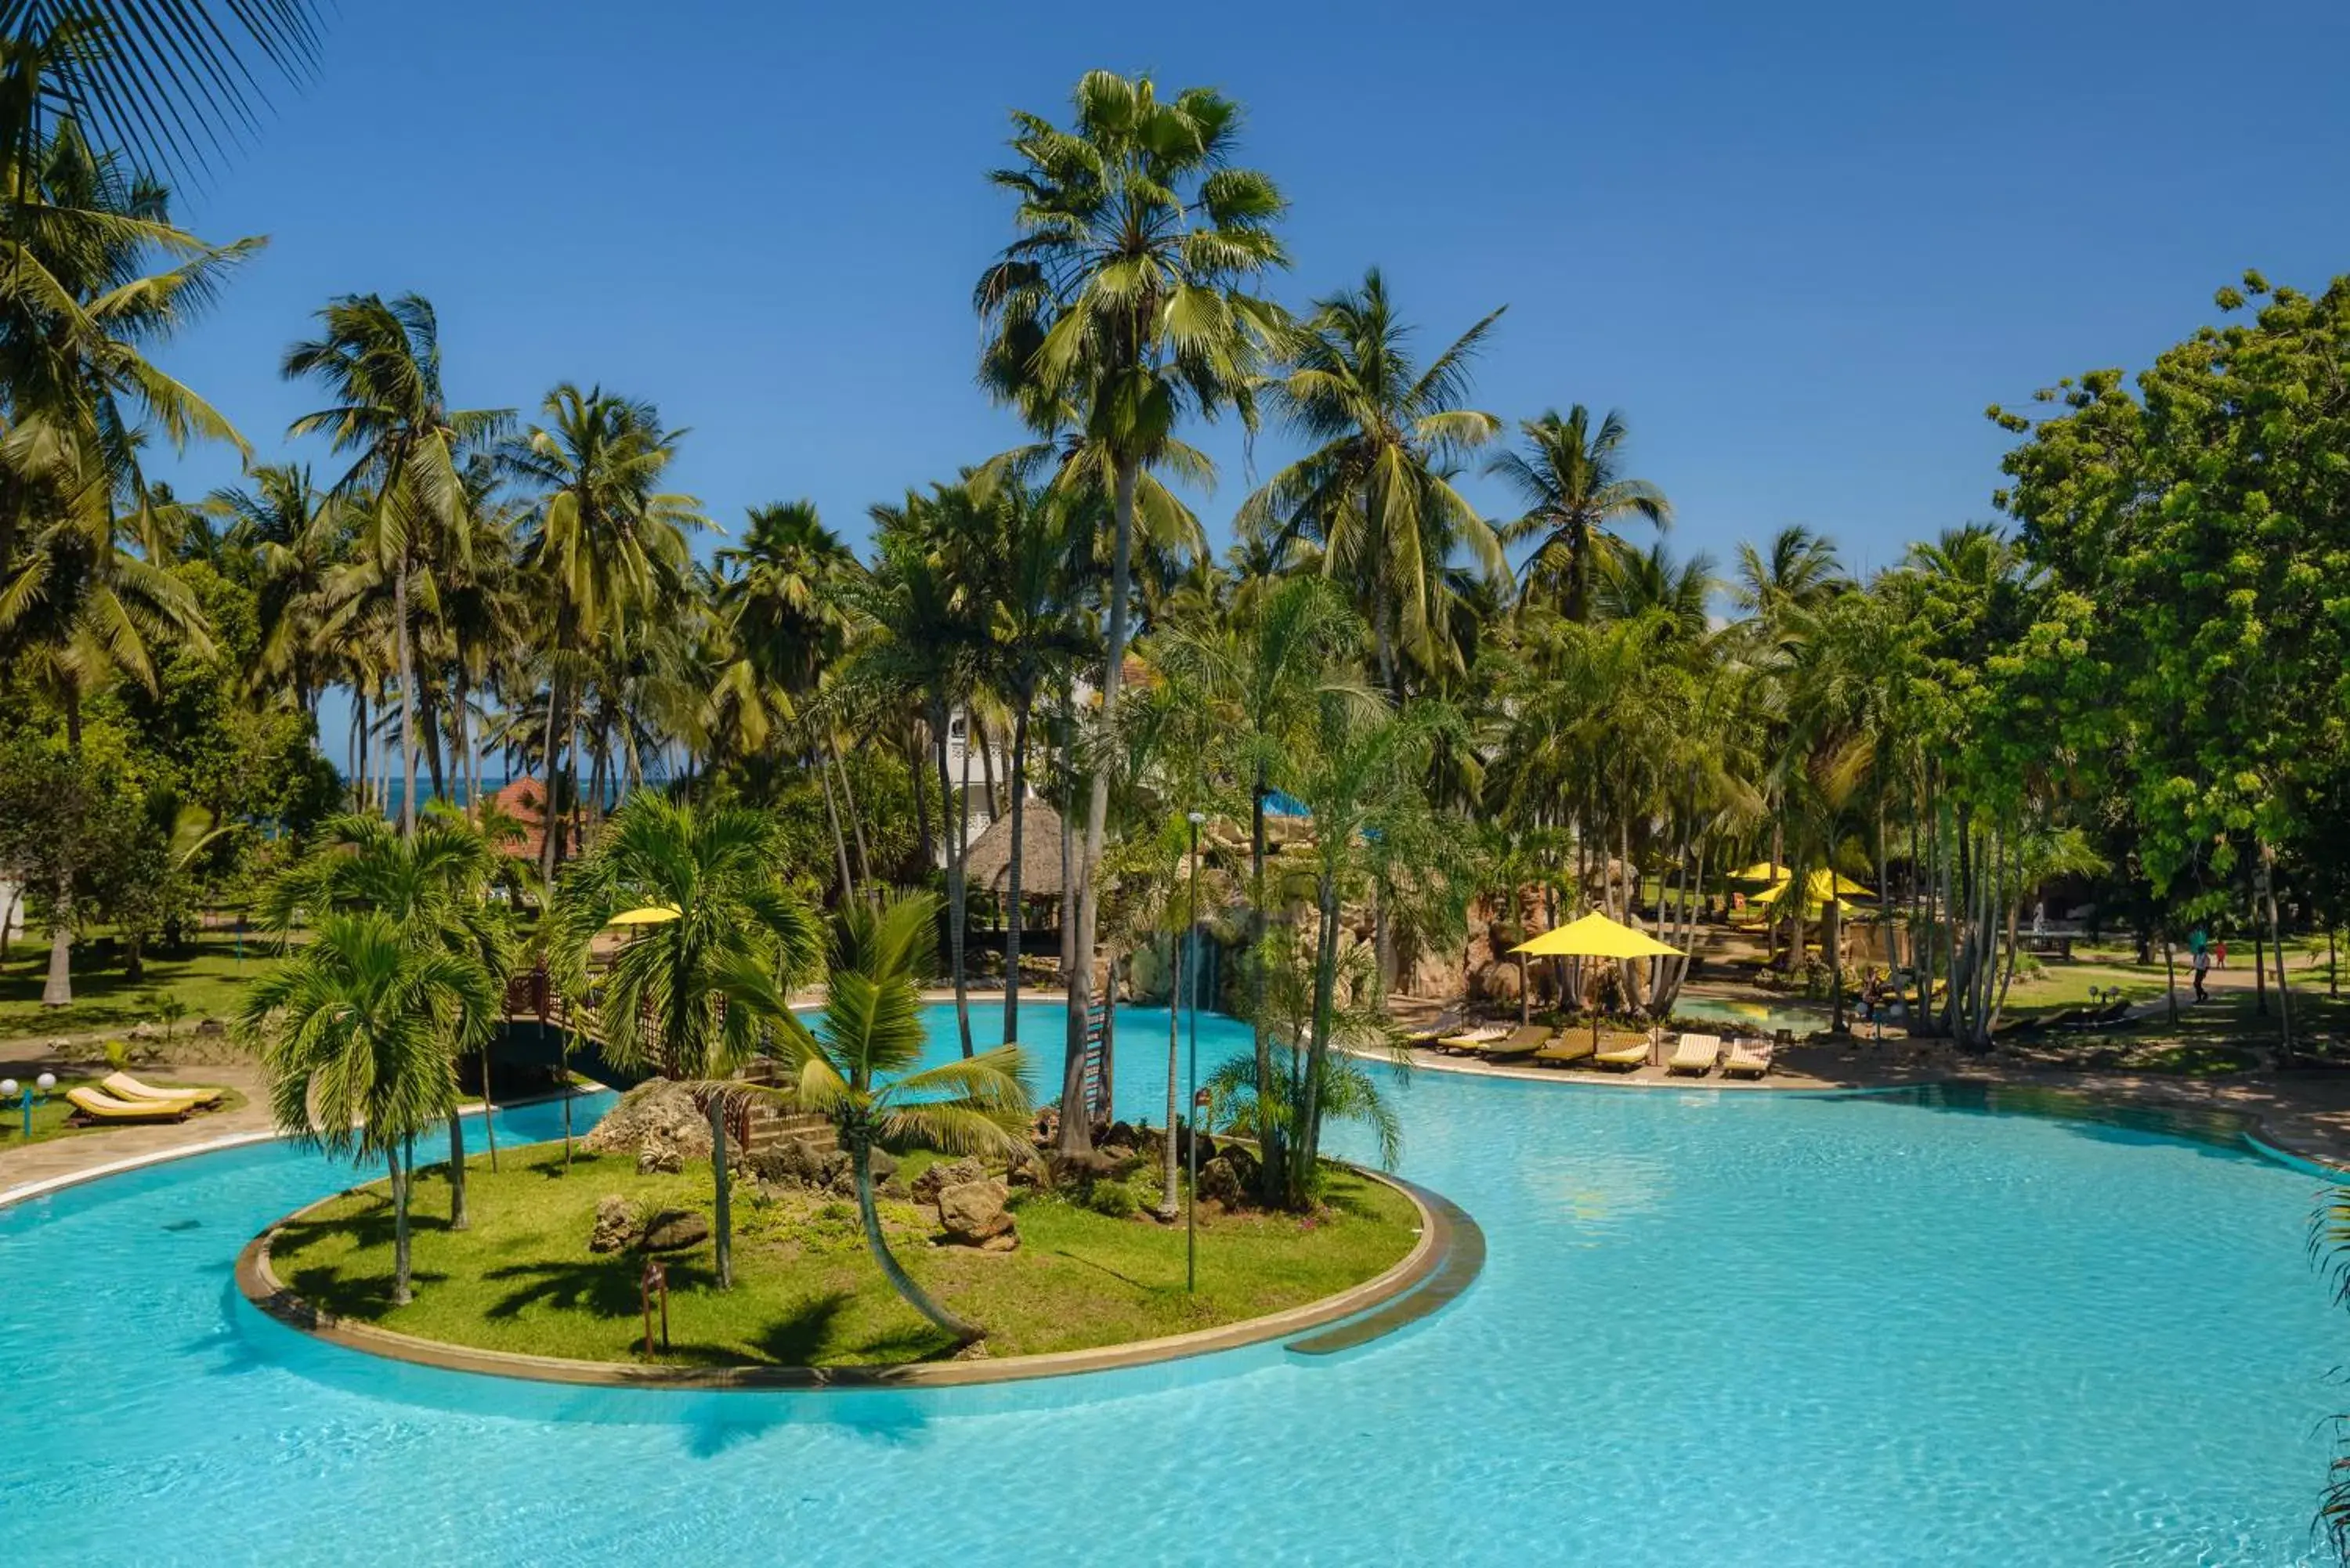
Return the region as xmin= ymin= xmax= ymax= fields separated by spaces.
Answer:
xmin=1490 ymin=406 xmax=1670 ymax=622
xmin=282 ymin=293 xmax=512 ymax=838
xmin=975 ymin=69 xmax=1288 ymax=1155
xmin=548 ymin=793 xmax=820 ymax=1288
xmin=720 ymin=893 xmax=1032 ymax=1346
xmin=240 ymin=912 xmax=492 ymax=1306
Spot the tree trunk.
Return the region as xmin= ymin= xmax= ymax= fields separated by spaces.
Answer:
xmin=41 ymin=873 xmax=71 ymax=1007
xmin=818 ymin=747 xmax=854 ymax=901
xmin=1289 ymin=873 xmax=1344 ymax=1208
xmin=2163 ymin=929 xmax=2178 ymax=1025
xmin=832 ymin=731 xmax=872 ymax=890
xmin=1827 ymin=892 xmax=1846 ymax=1033
xmin=1249 ymin=761 xmax=1281 ymax=1205
xmin=389 ymin=1141 xmax=414 ymax=1306
xmin=854 ymin=1135 xmax=980 ymax=1342
xmin=1003 ymin=696 xmax=1032 ymax=1038
xmin=1060 ymin=458 xmax=1141 ymax=1158
xmin=1161 ymin=921 xmax=1184 ymax=1219
xmin=537 ymin=679 xmax=563 ymax=891
xmin=709 ymin=1097 xmax=733 ymax=1289
xmin=978 ymin=710 xmax=999 ymax=822
xmin=445 ymin=1107 xmax=468 ymax=1230
xmin=910 ymin=719 xmax=934 ymax=876
xmin=480 ymin=1043 xmax=499 ymax=1172
xmin=935 ymin=701 xmax=973 ymax=1057
xmin=394 ymin=555 xmax=418 ymax=840
xmin=2263 ymin=842 xmax=2291 ymax=1059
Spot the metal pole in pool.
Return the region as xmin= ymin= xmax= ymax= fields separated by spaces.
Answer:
xmin=1186 ymin=809 xmax=1204 ymax=1294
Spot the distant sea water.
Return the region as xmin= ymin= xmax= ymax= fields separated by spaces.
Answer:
xmin=364 ymin=775 xmax=653 ymax=819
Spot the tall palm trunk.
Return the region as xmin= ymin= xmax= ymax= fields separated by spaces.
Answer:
xmin=910 ymin=718 xmax=934 ymax=875
xmin=537 ymin=680 xmax=563 ymax=891
xmin=934 ymin=699 xmax=973 ymax=1057
xmin=389 ymin=1140 xmax=414 ymax=1306
xmin=393 ymin=554 xmax=418 ymax=840
xmin=818 ymin=747 xmax=854 ymax=900
xmin=1003 ymin=695 xmax=1032 ymax=1036
xmin=2262 ymin=840 xmax=2292 ymax=1059
xmin=1160 ymin=917 xmax=1184 ymax=1219
xmin=444 ymin=1106 xmax=468 ymax=1230
xmin=852 ymin=1135 xmax=979 ymax=1342
xmin=41 ymin=871 xmax=72 ymax=1007
xmin=709 ymin=1097 xmax=734 ymax=1289
xmin=1249 ymin=764 xmax=1282 ymax=1205
xmin=1289 ymin=872 xmax=1344 ymax=1209
xmin=831 ymin=732 xmax=872 ymax=888
xmin=1061 ymin=458 xmax=1140 ymax=1158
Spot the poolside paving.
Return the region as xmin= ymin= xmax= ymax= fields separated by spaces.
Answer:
xmin=0 ymin=1055 xmax=275 ymax=1198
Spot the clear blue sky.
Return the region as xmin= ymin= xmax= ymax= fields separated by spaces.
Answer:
xmin=156 ymin=0 xmax=2350 ymax=602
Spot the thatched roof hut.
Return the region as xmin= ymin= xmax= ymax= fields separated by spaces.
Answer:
xmin=960 ymin=799 xmax=1066 ymax=897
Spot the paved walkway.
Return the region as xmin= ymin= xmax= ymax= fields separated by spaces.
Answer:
xmin=0 ymin=1057 xmax=276 ymax=1199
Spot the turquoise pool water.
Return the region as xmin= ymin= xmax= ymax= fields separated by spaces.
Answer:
xmin=1676 ymin=995 xmax=1830 ymax=1036
xmin=2 ymin=1003 xmax=2341 ymax=1565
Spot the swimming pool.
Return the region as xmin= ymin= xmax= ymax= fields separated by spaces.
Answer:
xmin=2 ymin=1003 xmax=2339 ymax=1565
xmin=1676 ymin=995 xmax=1830 ymax=1036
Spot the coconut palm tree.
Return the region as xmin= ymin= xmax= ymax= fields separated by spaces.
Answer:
xmin=1491 ymin=406 xmax=1670 ymax=621
xmin=0 ymin=4 xmax=322 ymax=179
xmin=548 ymin=793 xmax=821 ymax=1288
xmin=718 ymin=892 xmax=1031 ymax=1345
xmin=240 ymin=912 xmax=493 ymax=1306
xmin=283 ymin=293 xmax=511 ymax=839
xmin=1243 ymin=268 xmax=1506 ymax=695
xmin=504 ymin=384 xmax=702 ymax=883
xmin=976 ymin=69 xmax=1288 ymax=1155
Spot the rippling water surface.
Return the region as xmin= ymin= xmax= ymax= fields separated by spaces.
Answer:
xmin=1 ymin=1004 xmax=2337 ymax=1565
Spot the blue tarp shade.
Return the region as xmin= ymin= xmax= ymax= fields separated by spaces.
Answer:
xmin=1264 ymin=789 xmax=1311 ymax=818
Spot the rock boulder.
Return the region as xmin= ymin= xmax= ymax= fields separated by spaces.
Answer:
xmin=589 ymin=1195 xmax=638 ymax=1253
xmin=582 ymin=1080 xmax=713 ymax=1161
xmin=913 ymin=1156 xmax=985 ymax=1204
xmin=1195 ymin=1156 xmax=1243 ymax=1208
xmin=937 ymin=1177 xmax=1014 ymax=1245
xmin=638 ymin=1209 xmax=710 ymax=1253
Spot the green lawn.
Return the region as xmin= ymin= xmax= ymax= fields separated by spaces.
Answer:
xmin=0 ymin=929 xmax=269 ymax=1046
xmin=268 ymin=1142 xmax=1420 ymax=1367
xmin=0 ymin=1074 xmax=247 ymax=1146
xmin=1996 ymin=986 xmax=2350 ymax=1076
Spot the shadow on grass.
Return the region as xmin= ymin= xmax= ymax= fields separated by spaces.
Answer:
xmin=481 ymin=1255 xmax=718 ymax=1321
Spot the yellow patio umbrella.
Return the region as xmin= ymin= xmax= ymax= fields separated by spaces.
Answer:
xmin=1511 ymin=912 xmax=1687 ymax=1053
xmin=605 ymin=904 xmax=683 ymax=927
xmin=1757 ymin=869 xmax=1872 ymax=912
xmin=1730 ymin=861 xmax=1792 ymax=884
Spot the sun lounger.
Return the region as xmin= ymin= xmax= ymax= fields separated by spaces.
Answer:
xmin=1532 ymin=1034 xmax=1596 ymax=1068
xmin=1478 ymin=1025 xmax=1558 ymax=1062
xmin=1721 ymin=1039 xmax=1773 ymax=1078
xmin=1594 ymin=1033 xmax=1651 ymax=1071
xmin=1434 ymin=1024 xmax=1508 ymax=1055
xmin=2055 ymin=999 xmax=2133 ymax=1031
xmin=1665 ymin=1033 xmax=1721 ymax=1076
xmin=100 ymin=1071 xmax=226 ymax=1108
xmin=65 ymin=1086 xmax=196 ymax=1124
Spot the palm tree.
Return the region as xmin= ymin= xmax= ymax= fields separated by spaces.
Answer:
xmin=504 ymin=384 xmax=702 ymax=883
xmin=548 ymin=793 xmax=821 ymax=1288
xmin=240 ymin=912 xmax=493 ymax=1306
xmin=0 ymin=96 xmax=250 ymax=1004
xmin=282 ymin=293 xmax=511 ymax=839
xmin=0 ymin=4 xmax=323 ymax=178
xmin=1244 ymin=268 xmax=1506 ymax=695
xmin=1154 ymin=576 xmax=1358 ymax=1204
xmin=215 ymin=464 xmax=352 ymax=717
xmin=976 ymin=69 xmax=1288 ymax=1156
xmin=260 ymin=812 xmax=514 ymax=1227
xmin=1491 ymin=406 xmax=1670 ymax=621
xmin=720 ymin=893 xmax=1031 ymax=1345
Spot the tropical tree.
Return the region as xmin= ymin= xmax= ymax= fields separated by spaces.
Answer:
xmin=240 ymin=912 xmax=493 ymax=1306
xmin=282 ymin=293 xmax=510 ymax=838
xmin=504 ymin=384 xmax=702 ymax=883
xmin=1243 ymin=267 xmax=1506 ymax=695
xmin=548 ymin=793 xmax=821 ymax=1288
xmin=718 ymin=892 xmax=1031 ymax=1345
xmin=1491 ymin=406 xmax=1670 ymax=621
xmin=975 ymin=68 xmax=1287 ymax=1155
xmin=260 ymin=811 xmax=514 ymax=1225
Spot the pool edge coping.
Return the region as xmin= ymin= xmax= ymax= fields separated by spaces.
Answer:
xmin=231 ymin=1164 xmax=1472 ymax=1392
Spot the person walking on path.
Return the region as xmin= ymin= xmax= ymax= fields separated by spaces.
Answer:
xmin=2192 ymin=943 xmax=2211 ymax=1003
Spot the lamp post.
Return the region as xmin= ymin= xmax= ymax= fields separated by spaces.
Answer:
xmin=2 ymin=1072 xmax=56 ymax=1138
xmin=1185 ymin=809 xmax=1204 ymax=1293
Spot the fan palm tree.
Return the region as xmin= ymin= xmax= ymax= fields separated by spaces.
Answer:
xmin=282 ymin=293 xmax=511 ymax=839
xmin=548 ymin=793 xmax=820 ymax=1288
xmin=975 ymin=69 xmax=1288 ymax=1155
xmin=240 ymin=912 xmax=492 ymax=1306
xmin=505 ymin=384 xmax=703 ymax=883
xmin=718 ymin=893 xmax=1032 ymax=1345
xmin=1491 ymin=406 xmax=1670 ymax=621
xmin=1243 ymin=268 xmax=1506 ymax=695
